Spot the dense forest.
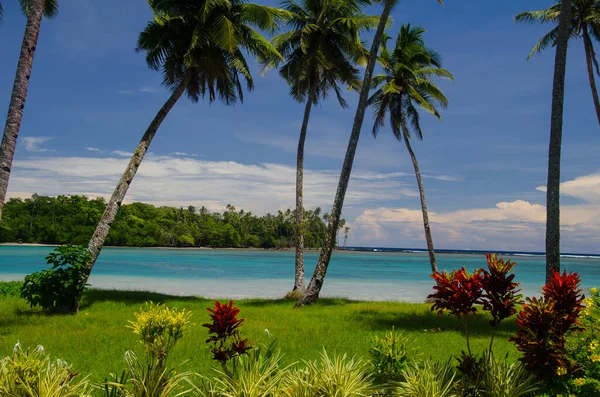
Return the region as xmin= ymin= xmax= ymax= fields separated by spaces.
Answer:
xmin=0 ymin=195 xmax=336 ymax=249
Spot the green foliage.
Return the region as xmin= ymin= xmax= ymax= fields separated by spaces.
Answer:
xmin=393 ymin=360 xmax=457 ymax=397
xmin=127 ymin=302 xmax=194 ymax=366
xmin=199 ymin=342 xmax=290 ymax=397
xmin=0 ymin=343 xmax=91 ymax=396
xmin=119 ymin=302 xmax=195 ymax=397
xmin=282 ymin=350 xmax=374 ymax=397
xmin=20 ymin=245 xmax=91 ymax=314
xmin=369 ymin=328 xmax=420 ymax=382
xmin=455 ymin=351 xmax=538 ymax=397
xmin=0 ymin=195 xmax=328 ymax=249
xmin=0 ymin=281 xmax=23 ymax=298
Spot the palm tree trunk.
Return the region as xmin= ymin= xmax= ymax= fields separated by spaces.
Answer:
xmin=546 ymin=0 xmax=571 ymax=282
xmin=82 ymin=80 xmax=187 ymax=286
xmin=582 ymin=27 xmax=600 ymax=126
xmin=294 ymin=86 xmax=317 ymax=293
xmin=0 ymin=0 xmax=45 ymax=222
xmin=402 ymin=126 xmax=437 ymax=273
xmin=296 ymin=0 xmax=395 ymax=307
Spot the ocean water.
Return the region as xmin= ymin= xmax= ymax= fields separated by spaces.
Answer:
xmin=1 ymin=246 xmax=599 ymax=302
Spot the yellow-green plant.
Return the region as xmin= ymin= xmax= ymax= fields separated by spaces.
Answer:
xmin=128 ymin=302 xmax=194 ymax=366
xmin=203 ymin=343 xmax=291 ymax=397
xmin=0 ymin=343 xmax=91 ymax=396
xmin=369 ymin=328 xmax=421 ymax=382
xmin=394 ymin=360 xmax=457 ymax=397
xmin=282 ymin=350 xmax=373 ymax=397
xmin=119 ymin=302 xmax=195 ymax=397
xmin=475 ymin=351 xmax=538 ymax=397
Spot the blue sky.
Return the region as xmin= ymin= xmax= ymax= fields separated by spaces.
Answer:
xmin=1 ymin=0 xmax=599 ymax=253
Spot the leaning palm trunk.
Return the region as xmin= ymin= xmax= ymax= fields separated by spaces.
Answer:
xmin=83 ymin=80 xmax=187 ymax=286
xmin=294 ymin=89 xmax=317 ymax=293
xmin=582 ymin=28 xmax=600 ymax=126
xmin=296 ymin=0 xmax=395 ymax=307
xmin=546 ymin=0 xmax=572 ymax=282
xmin=0 ymin=0 xmax=45 ymax=222
xmin=402 ymin=126 xmax=437 ymax=273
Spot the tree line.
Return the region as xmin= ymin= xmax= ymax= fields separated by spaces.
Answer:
xmin=0 ymin=195 xmax=334 ymax=249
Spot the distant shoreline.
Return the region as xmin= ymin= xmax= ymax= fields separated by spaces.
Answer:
xmin=1 ymin=243 xmax=599 ymax=258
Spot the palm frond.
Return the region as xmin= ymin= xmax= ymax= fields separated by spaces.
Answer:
xmin=528 ymin=26 xmax=559 ymax=58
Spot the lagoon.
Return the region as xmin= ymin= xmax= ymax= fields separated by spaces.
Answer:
xmin=1 ymin=246 xmax=599 ymax=301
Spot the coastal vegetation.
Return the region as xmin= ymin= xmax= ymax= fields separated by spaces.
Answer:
xmin=0 ymin=194 xmax=329 ymax=249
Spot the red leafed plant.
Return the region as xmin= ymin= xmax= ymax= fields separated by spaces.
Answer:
xmin=203 ymin=301 xmax=253 ymax=367
xmin=480 ymin=253 xmax=522 ymax=349
xmin=428 ymin=267 xmax=483 ymax=355
xmin=510 ymin=270 xmax=585 ymax=379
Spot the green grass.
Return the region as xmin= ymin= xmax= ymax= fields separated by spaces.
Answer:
xmin=0 ymin=289 xmax=521 ymax=384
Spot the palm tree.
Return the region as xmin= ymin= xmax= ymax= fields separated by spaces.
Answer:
xmin=368 ymin=25 xmax=453 ymax=274
xmin=547 ymin=0 xmax=572 ymax=281
xmin=0 ymin=0 xmax=58 ymax=222
xmin=82 ymin=0 xmax=285 ymax=301
xmin=296 ymin=0 xmax=403 ymax=307
xmin=516 ymin=1 xmax=600 ymax=125
xmin=268 ymin=0 xmax=378 ymax=294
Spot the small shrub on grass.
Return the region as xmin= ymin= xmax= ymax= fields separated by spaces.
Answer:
xmin=0 ymin=343 xmax=91 ymax=396
xmin=510 ymin=270 xmax=585 ymax=380
xmin=0 ymin=281 xmax=23 ymax=298
xmin=203 ymin=300 xmax=253 ymax=372
xmin=113 ymin=302 xmax=194 ymax=397
xmin=281 ymin=350 xmax=373 ymax=397
xmin=369 ymin=328 xmax=420 ymax=383
xmin=393 ymin=360 xmax=457 ymax=397
xmin=20 ymin=245 xmax=91 ymax=314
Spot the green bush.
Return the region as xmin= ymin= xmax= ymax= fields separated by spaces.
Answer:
xmin=369 ymin=328 xmax=420 ymax=382
xmin=0 ymin=281 xmax=23 ymax=298
xmin=20 ymin=245 xmax=91 ymax=314
xmin=282 ymin=350 xmax=373 ymax=397
xmin=0 ymin=343 xmax=92 ymax=396
xmin=394 ymin=360 xmax=457 ymax=397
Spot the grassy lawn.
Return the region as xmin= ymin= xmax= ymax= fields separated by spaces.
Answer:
xmin=0 ymin=289 xmax=521 ymax=383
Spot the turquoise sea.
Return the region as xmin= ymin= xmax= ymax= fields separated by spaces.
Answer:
xmin=1 ymin=246 xmax=599 ymax=301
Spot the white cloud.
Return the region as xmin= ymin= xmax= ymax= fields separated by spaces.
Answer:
xmin=353 ymin=178 xmax=600 ymax=253
xmin=536 ymin=172 xmax=600 ymax=202
xmin=112 ymin=150 xmax=134 ymax=157
xmin=85 ymin=147 xmax=103 ymax=152
xmin=21 ymin=137 xmax=54 ymax=152
xmin=7 ymin=154 xmax=416 ymax=215
xmin=118 ymin=86 xmax=160 ymax=96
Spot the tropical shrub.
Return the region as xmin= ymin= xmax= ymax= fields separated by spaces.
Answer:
xmin=0 ymin=343 xmax=91 ymax=396
xmin=281 ymin=350 xmax=373 ymax=397
xmin=198 ymin=342 xmax=290 ymax=397
xmin=479 ymin=254 xmax=522 ymax=349
xmin=393 ymin=360 xmax=457 ymax=397
xmin=20 ymin=245 xmax=91 ymax=314
xmin=558 ymin=287 xmax=600 ymax=396
xmin=510 ymin=270 xmax=585 ymax=380
xmin=369 ymin=328 xmax=420 ymax=382
xmin=0 ymin=280 xmax=22 ymax=298
xmin=203 ymin=300 xmax=253 ymax=369
xmin=429 ymin=267 xmax=483 ymax=356
xmin=454 ymin=350 xmax=538 ymax=397
xmin=115 ymin=302 xmax=194 ymax=397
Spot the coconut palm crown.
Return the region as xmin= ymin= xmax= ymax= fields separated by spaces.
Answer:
xmin=370 ymin=24 xmax=452 ymax=139
xmin=269 ymin=0 xmax=379 ymax=105
xmin=137 ymin=0 xmax=287 ymax=104
xmin=516 ymin=0 xmax=600 ymax=125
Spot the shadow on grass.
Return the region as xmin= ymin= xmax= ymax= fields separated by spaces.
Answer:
xmin=351 ymin=308 xmax=518 ymax=338
xmin=81 ymin=289 xmax=207 ymax=309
